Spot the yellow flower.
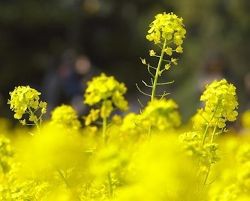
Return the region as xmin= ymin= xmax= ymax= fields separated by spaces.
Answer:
xmin=176 ymin=46 xmax=183 ymax=53
xmin=121 ymin=113 xmax=140 ymax=132
xmin=85 ymin=109 xmax=100 ymax=126
xmin=241 ymin=110 xmax=250 ymax=128
xmin=141 ymin=99 xmax=181 ymax=130
xmin=84 ymin=73 xmax=128 ymax=109
xmin=140 ymin=58 xmax=147 ymax=65
xmin=51 ymin=105 xmax=81 ymax=130
xmin=149 ymin=50 xmax=156 ymax=56
xmin=165 ymin=47 xmax=173 ymax=56
xmin=8 ymin=86 xmax=47 ymax=125
xmin=171 ymin=58 xmax=178 ymax=65
xmin=146 ymin=12 xmax=186 ymax=49
xmin=84 ymin=73 xmax=128 ymax=123
xmin=199 ymin=79 xmax=238 ymax=128
xmin=165 ymin=64 xmax=171 ymax=70
xmin=0 ymin=135 xmax=13 ymax=173
xmin=100 ymin=100 xmax=113 ymax=119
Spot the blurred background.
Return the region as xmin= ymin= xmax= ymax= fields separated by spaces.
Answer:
xmin=0 ymin=0 xmax=249 ymax=122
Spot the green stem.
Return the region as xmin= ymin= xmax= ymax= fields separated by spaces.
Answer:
xmin=211 ymin=126 xmax=217 ymax=143
xmin=203 ymin=165 xmax=211 ymax=185
xmin=202 ymin=124 xmax=210 ymax=145
xmin=102 ymin=117 xmax=107 ymax=144
xmin=151 ymin=39 xmax=167 ymax=101
xmin=201 ymin=101 xmax=220 ymax=145
xmin=200 ymin=102 xmax=221 ymax=187
xmin=202 ymin=126 xmax=217 ymax=186
xmin=27 ymin=108 xmax=40 ymax=131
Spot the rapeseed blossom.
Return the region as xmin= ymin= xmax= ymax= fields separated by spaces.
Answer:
xmin=8 ymin=86 xmax=47 ymax=125
xmin=209 ymin=139 xmax=250 ymax=201
xmin=241 ymin=110 xmax=250 ymax=128
xmin=143 ymin=12 xmax=186 ymax=100
xmin=51 ymin=105 xmax=81 ymax=130
xmin=0 ymin=135 xmax=13 ymax=173
xmin=84 ymin=73 xmax=128 ymax=126
xmin=85 ymin=109 xmax=100 ymax=126
xmin=146 ymin=12 xmax=186 ymax=52
xmin=84 ymin=73 xmax=128 ymax=110
xmin=141 ymin=99 xmax=181 ymax=130
xmin=200 ymin=79 xmax=238 ymax=128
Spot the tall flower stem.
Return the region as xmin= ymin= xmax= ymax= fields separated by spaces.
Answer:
xmin=102 ymin=117 xmax=107 ymax=144
xmin=203 ymin=125 xmax=217 ymax=185
xmin=203 ymin=165 xmax=211 ymax=185
xmin=102 ymin=116 xmax=113 ymax=197
xmin=210 ymin=126 xmax=217 ymax=143
xmin=151 ymin=39 xmax=167 ymax=101
xmin=202 ymin=124 xmax=210 ymax=145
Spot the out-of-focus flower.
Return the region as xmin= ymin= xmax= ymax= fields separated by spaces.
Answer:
xmin=241 ymin=110 xmax=250 ymax=129
xmin=51 ymin=105 xmax=81 ymax=130
xmin=141 ymin=99 xmax=181 ymax=130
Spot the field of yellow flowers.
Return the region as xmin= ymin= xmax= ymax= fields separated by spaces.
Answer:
xmin=1 ymin=12 xmax=250 ymax=201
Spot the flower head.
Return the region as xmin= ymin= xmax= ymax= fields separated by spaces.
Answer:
xmin=51 ymin=105 xmax=81 ymax=130
xmin=179 ymin=132 xmax=219 ymax=167
xmin=8 ymin=86 xmax=47 ymax=125
xmin=84 ymin=74 xmax=128 ymax=123
xmin=146 ymin=12 xmax=186 ymax=49
xmin=84 ymin=73 xmax=128 ymax=109
xmin=199 ymin=79 xmax=238 ymax=128
xmin=141 ymin=99 xmax=181 ymax=130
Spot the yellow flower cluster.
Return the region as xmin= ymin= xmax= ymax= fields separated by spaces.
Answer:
xmin=241 ymin=110 xmax=250 ymax=129
xmin=8 ymin=86 xmax=47 ymax=125
xmin=180 ymin=132 xmax=219 ymax=169
xmin=146 ymin=12 xmax=186 ymax=53
xmin=141 ymin=99 xmax=181 ymax=130
xmin=85 ymin=73 xmax=128 ymax=109
xmin=85 ymin=109 xmax=100 ymax=126
xmin=121 ymin=113 xmax=140 ymax=133
xmin=51 ymin=105 xmax=81 ymax=130
xmin=121 ymin=99 xmax=181 ymax=134
xmin=180 ymin=80 xmax=239 ymax=186
xmin=0 ymin=135 xmax=13 ymax=174
xmin=115 ymin=135 xmax=201 ymax=201
xmin=84 ymin=73 xmax=128 ymax=125
xmin=210 ymin=140 xmax=250 ymax=201
xmin=199 ymin=79 xmax=238 ymax=128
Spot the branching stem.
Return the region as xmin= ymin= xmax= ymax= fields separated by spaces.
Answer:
xmin=151 ymin=39 xmax=167 ymax=101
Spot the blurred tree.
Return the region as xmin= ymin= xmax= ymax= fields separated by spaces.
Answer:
xmin=0 ymin=0 xmax=249 ymax=120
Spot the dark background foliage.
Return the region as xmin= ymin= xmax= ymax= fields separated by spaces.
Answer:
xmin=0 ymin=0 xmax=249 ymax=121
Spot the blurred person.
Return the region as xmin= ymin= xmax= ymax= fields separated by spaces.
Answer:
xmin=42 ymin=50 xmax=100 ymax=118
xmin=71 ymin=54 xmax=100 ymax=114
